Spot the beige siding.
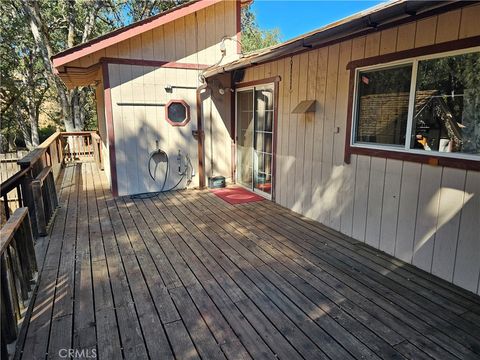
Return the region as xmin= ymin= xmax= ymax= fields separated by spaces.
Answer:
xmin=109 ymin=64 xmax=202 ymax=196
xmin=102 ymin=1 xmax=237 ymax=196
xmin=69 ymin=3 xmax=238 ymax=69
xmin=235 ymin=4 xmax=480 ymax=294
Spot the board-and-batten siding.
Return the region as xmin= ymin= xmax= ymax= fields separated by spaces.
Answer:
xmin=238 ymin=4 xmax=480 ymax=294
xmin=65 ymin=1 xmax=238 ymax=69
xmin=99 ymin=1 xmax=236 ymax=195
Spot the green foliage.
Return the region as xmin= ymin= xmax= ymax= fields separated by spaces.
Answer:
xmin=1 ymin=0 xmax=183 ymax=151
xmin=1 ymin=1 xmax=49 ymax=150
xmin=241 ymin=6 xmax=281 ymax=53
xmin=1 ymin=1 xmax=282 ymax=151
xmin=38 ymin=125 xmax=57 ymax=143
xmin=103 ymin=0 xmax=188 ymax=26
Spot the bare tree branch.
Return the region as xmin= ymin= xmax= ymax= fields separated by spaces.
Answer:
xmin=82 ymin=0 xmax=102 ymax=42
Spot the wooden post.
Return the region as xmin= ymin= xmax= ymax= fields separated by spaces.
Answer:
xmin=15 ymin=222 xmax=35 ymax=284
xmin=19 ymin=172 xmax=37 ymax=238
xmin=1 ymin=332 xmax=9 ymax=359
xmin=0 ymin=255 xmax=17 ymax=342
xmin=31 ymin=179 xmax=47 ymax=236
xmin=98 ymin=141 xmax=103 ymax=170
xmin=92 ymin=137 xmax=98 ymax=168
xmin=3 ymin=254 xmax=20 ymax=323
xmin=21 ymin=212 xmax=38 ymax=274
xmin=56 ymin=137 xmax=63 ymax=165
xmin=8 ymin=244 xmax=28 ymax=303
xmin=3 ymin=195 xmax=10 ymax=220
xmin=48 ymin=172 xmax=58 ymax=210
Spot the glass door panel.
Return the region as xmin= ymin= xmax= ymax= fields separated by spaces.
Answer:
xmin=253 ymin=88 xmax=274 ymax=196
xmin=236 ymin=90 xmax=254 ymax=188
xmin=236 ymin=86 xmax=274 ymax=198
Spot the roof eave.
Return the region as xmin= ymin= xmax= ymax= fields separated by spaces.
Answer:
xmin=204 ymin=0 xmax=460 ymax=78
xmin=51 ymin=0 xmax=222 ymax=68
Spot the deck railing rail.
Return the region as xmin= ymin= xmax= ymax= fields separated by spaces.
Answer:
xmin=0 ymin=131 xmax=102 ymax=357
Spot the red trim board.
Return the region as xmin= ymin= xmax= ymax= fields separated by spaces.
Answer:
xmin=52 ymin=0 xmax=223 ymax=68
xmin=100 ymin=57 xmax=210 ymax=70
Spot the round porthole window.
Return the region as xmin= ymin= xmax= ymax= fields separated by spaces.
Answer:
xmin=166 ymin=100 xmax=190 ymax=126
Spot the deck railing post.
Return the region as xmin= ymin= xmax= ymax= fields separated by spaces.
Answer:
xmin=0 ymin=255 xmax=18 ymax=342
xmin=24 ymin=213 xmax=37 ymax=273
xmin=31 ymin=179 xmax=47 ymax=236
xmin=98 ymin=140 xmax=103 ymax=170
xmin=16 ymin=215 xmax=37 ymax=282
xmin=47 ymin=171 xmax=58 ymax=210
xmin=8 ymin=243 xmax=29 ymax=303
xmin=19 ymin=172 xmax=37 ymax=238
xmin=1 ymin=332 xmax=9 ymax=360
xmin=57 ymin=136 xmax=64 ymax=165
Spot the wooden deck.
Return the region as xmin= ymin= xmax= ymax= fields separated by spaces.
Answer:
xmin=16 ymin=162 xmax=480 ymax=360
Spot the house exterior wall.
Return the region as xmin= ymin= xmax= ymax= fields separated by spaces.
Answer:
xmin=95 ymin=1 xmax=237 ymax=196
xmin=204 ymin=73 xmax=234 ymax=182
xmin=65 ymin=1 xmax=239 ymax=68
xmin=108 ymin=64 xmax=201 ymax=195
xmin=232 ymin=3 xmax=480 ymax=294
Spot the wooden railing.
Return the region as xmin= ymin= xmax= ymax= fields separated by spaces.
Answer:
xmin=31 ymin=166 xmax=58 ymax=236
xmin=63 ymin=131 xmax=94 ymax=160
xmin=0 ymin=208 xmax=37 ymax=359
xmin=91 ymin=132 xmax=104 ymax=170
xmin=1 ymin=152 xmax=29 ymax=216
xmin=1 ymin=131 xmax=102 ymax=231
xmin=0 ymin=131 xmax=102 ymax=357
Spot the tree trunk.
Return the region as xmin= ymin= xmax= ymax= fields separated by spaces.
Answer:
xmin=21 ymin=0 xmax=101 ymax=135
xmin=27 ymin=101 xmax=39 ymax=147
xmin=16 ymin=107 xmax=33 ymax=150
xmin=22 ymin=1 xmax=75 ymax=131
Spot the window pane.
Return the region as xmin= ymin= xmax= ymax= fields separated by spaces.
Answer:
xmin=237 ymin=90 xmax=254 ymax=188
xmin=412 ymin=52 xmax=480 ymax=155
xmin=167 ymin=102 xmax=187 ymax=123
xmin=355 ymin=65 xmax=412 ymax=145
xmin=255 ymin=88 xmax=274 ymax=111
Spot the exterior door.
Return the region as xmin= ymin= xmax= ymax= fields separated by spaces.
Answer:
xmin=236 ymin=85 xmax=275 ymax=199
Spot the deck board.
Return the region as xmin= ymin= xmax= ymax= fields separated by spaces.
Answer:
xmin=17 ymin=162 xmax=480 ymax=360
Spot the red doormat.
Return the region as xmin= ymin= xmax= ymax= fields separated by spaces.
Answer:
xmin=211 ymin=187 xmax=265 ymax=205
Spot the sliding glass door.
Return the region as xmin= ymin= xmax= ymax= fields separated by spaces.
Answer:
xmin=236 ymin=85 xmax=275 ymax=199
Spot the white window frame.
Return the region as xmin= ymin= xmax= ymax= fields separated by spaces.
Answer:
xmin=235 ymin=83 xmax=276 ymax=200
xmin=350 ymin=46 xmax=480 ymax=161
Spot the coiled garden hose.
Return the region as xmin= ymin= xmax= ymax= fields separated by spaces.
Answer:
xmin=130 ymin=149 xmax=193 ymax=200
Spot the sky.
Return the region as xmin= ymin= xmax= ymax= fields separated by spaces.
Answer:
xmin=251 ymin=0 xmax=387 ymax=41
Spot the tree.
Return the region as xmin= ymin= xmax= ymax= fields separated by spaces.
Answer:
xmin=1 ymin=1 xmax=277 ymax=152
xmin=19 ymin=0 xmax=104 ymax=132
xmin=241 ymin=6 xmax=281 ymax=53
xmin=1 ymin=0 xmax=184 ymax=151
xmin=1 ymin=1 xmax=49 ymax=150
